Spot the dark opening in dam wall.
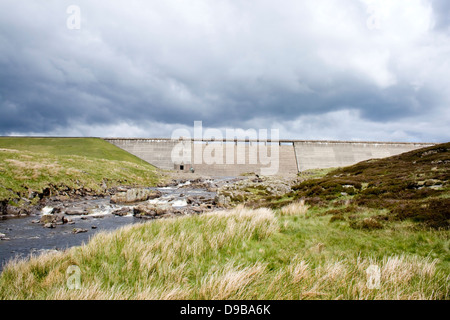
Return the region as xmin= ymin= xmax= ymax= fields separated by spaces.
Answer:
xmin=103 ymin=138 xmax=435 ymax=176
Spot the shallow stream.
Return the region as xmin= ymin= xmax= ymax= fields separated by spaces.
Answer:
xmin=0 ymin=178 xmax=227 ymax=272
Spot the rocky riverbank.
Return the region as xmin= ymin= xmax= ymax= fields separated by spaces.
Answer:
xmin=1 ymin=174 xmax=303 ymax=223
xmin=0 ymin=176 xmax=251 ymax=235
xmin=0 ymin=176 xmax=241 ymax=270
xmin=215 ymin=174 xmax=301 ymax=207
xmin=0 ymin=173 xmax=303 ymax=270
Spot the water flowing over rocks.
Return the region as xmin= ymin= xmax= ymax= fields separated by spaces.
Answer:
xmin=0 ymin=174 xmax=293 ymax=270
xmin=64 ymin=208 xmax=89 ymax=215
xmin=10 ymin=177 xmax=237 ymax=229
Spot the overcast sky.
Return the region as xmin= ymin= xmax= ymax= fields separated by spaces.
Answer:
xmin=0 ymin=0 xmax=449 ymax=142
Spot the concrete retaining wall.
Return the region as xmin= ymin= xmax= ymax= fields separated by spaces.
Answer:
xmin=104 ymin=138 xmax=434 ymax=176
xmin=293 ymin=141 xmax=433 ymax=171
xmin=103 ymin=138 xmax=178 ymax=170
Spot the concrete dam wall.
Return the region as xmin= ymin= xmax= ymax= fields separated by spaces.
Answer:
xmin=103 ymin=138 xmax=434 ymax=176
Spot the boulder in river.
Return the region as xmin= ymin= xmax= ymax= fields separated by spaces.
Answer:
xmin=65 ymin=207 xmax=89 ymax=215
xmin=72 ymin=228 xmax=88 ymax=234
xmin=133 ymin=204 xmax=173 ymax=218
xmin=112 ymin=207 xmax=131 ymax=216
xmin=110 ymin=188 xmax=162 ymax=204
xmin=133 ymin=205 xmax=157 ymax=217
xmin=40 ymin=214 xmax=69 ymax=225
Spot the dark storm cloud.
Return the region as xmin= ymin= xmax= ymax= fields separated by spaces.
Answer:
xmin=0 ymin=0 xmax=449 ymax=141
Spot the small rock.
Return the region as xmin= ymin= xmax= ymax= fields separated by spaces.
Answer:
xmin=44 ymin=223 xmax=55 ymax=229
xmin=91 ymin=226 xmax=97 ymax=229
xmin=40 ymin=215 xmax=55 ymax=224
xmin=133 ymin=205 xmax=156 ymax=217
xmin=72 ymin=228 xmax=88 ymax=234
xmin=65 ymin=208 xmax=88 ymax=215
xmin=112 ymin=207 xmax=131 ymax=216
xmin=0 ymin=233 xmax=5 ymax=239
xmin=28 ymin=191 xmax=37 ymax=200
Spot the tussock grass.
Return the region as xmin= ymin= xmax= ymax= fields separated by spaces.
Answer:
xmin=0 ymin=205 xmax=448 ymax=300
xmin=280 ymin=200 xmax=309 ymax=216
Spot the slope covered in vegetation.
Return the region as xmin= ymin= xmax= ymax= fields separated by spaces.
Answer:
xmin=0 ymin=137 xmax=162 ymax=203
xmin=266 ymin=143 xmax=449 ymax=230
xmin=0 ymin=141 xmax=448 ymax=300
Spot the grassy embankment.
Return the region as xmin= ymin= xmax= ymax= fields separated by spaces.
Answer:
xmin=0 ymin=137 xmax=162 ymax=203
xmin=0 ymin=142 xmax=448 ymax=299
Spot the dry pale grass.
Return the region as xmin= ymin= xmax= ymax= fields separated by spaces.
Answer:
xmin=0 ymin=205 xmax=448 ymax=300
xmin=280 ymin=200 xmax=309 ymax=216
xmin=0 ymin=205 xmax=279 ymax=299
xmin=289 ymin=259 xmax=310 ymax=284
xmin=380 ymin=255 xmax=438 ymax=284
xmin=266 ymin=254 xmax=446 ymax=300
xmin=50 ymin=283 xmax=192 ymax=300
xmin=198 ymin=262 xmax=266 ymax=299
xmin=207 ymin=205 xmax=279 ymax=247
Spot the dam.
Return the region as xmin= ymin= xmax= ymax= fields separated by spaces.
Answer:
xmin=103 ymin=138 xmax=434 ymax=176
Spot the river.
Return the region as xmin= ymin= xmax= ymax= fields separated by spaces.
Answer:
xmin=0 ymin=178 xmax=230 ymax=272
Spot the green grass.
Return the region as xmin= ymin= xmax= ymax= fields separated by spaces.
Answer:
xmin=297 ymin=167 xmax=337 ymax=180
xmin=0 ymin=205 xmax=448 ymax=299
xmin=0 ymin=140 xmax=448 ymax=300
xmin=0 ymin=137 xmax=162 ymax=202
xmin=278 ymin=143 xmax=450 ymax=229
xmin=0 ymin=137 xmax=148 ymax=163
